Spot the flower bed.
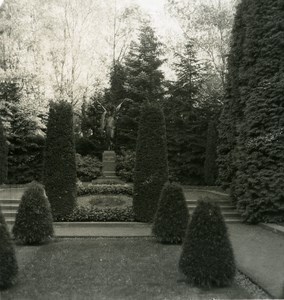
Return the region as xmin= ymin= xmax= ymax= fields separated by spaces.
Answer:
xmin=54 ymin=206 xmax=135 ymax=222
xmin=77 ymin=182 xmax=133 ymax=196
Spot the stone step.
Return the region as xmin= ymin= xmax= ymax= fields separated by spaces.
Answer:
xmin=0 ymin=203 xmax=19 ymax=210
xmin=2 ymin=210 xmax=17 ymax=218
xmin=188 ymin=209 xmax=240 ymax=218
xmin=187 ymin=204 xmax=236 ymax=211
xmin=0 ymin=199 xmax=21 ymax=205
xmin=4 ymin=217 xmax=15 ymax=225
xmin=186 ymin=199 xmax=231 ymax=205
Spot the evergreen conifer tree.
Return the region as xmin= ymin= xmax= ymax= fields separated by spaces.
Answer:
xmin=116 ymin=23 xmax=165 ymax=150
xmin=0 ymin=207 xmax=18 ymax=290
xmin=13 ymin=182 xmax=54 ymax=244
xmin=152 ymin=182 xmax=189 ymax=243
xmin=43 ymin=101 xmax=77 ymax=218
xmin=218 ymin=0 xmax=284 ymax=222
xmin=179 ymin=200 xmax=235 ymax=287
xmin=0 ymin=119 xmax=8 ymax=184
xmin=164 ymin=41 xmax=209 ymax=183
xmin=204 ymin=120 xmax=218 ymax=186
xmin=233 ymin=0 xmax=284 ymax=223
xmin=133 ymin=102 xmax=168 ymax=222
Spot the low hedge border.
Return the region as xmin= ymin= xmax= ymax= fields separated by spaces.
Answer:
xmin=77 ymin=182 xmax=133 ymax=196
xmin=54 ymin=206 xmax=135 ymax=222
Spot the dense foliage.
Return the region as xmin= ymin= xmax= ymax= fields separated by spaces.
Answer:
xmin=77 ymin=182 xmax=133 ymax=196
xmin=115 ymin=23 xmax=165 ymax=151
xmin=152 ymin=182 xmax=189 ymax=244
xmin=204 ymin=120 xmax=218 ymax=185
xmin=54 ymin=206 xmax=135 ymax=222
xmin=0 ymin=119 xmax=8 ymax=184
xmin=0 ymin=80 xmax=45 ymax=184
xmin=133 ymin=103 xmax=168 ymax=222
xmin=0 ymin=207 xmax=18 ymax=290
xmin=76 ymin=154 xmax=102 ymax=182
xmin=179 ymin=200 xmax=235 ymax=287
xmin=43 ymin=101 xmax=77 ymax=218
xmin=116 ymin=150 xmax=135 ymax=182
xmin=13 ymin=182 xmax=53 ymax=244
xmin=218 ymin=0 xmax=284 ymax=222
xmin=164 ymin=41 xmax=221 ymax=184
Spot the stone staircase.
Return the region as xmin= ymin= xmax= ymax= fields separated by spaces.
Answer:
xmin=184 ymin=189 xmax=242 ymax=223
xmin=0 ymin=188 xmax=243 ymax=226
xmin=0 ymin=198 xmax=20 ymax=226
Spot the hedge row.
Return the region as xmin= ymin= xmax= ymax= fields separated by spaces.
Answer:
xmin=77 ymin=182 xmax=133 ymax=196
xmin=54 ymin=206 xmax=135 ymax=222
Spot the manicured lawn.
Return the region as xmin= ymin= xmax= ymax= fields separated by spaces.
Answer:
xmin=1 ymin=238 xmax=253 ymax=299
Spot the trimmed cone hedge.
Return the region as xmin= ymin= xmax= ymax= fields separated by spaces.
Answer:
xmin=152 ymin=182 xmax=189 ymax=243
xmin=133 ymin=103 xmax=168 ymax=222
xmin=179 ymin=199 xmax=235 ymax=287
xmin=13 ymin=182 xmax=54 ymax=245
xmin=0 ymin=207 xmax=18 ymax=290
xmin=43 ymin=101 xmax=77 ymax=218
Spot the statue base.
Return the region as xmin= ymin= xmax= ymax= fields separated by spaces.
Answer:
xmin=92 ymin=151 xmax=123 ymax=184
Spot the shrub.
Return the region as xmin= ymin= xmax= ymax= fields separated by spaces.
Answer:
xmin=12 ymin=182 xmax=54 ymax=245
xmin=54 ymin=206 xmax=135 ymax=222
xmin=77 ymin=182 xmax=133 ymax=196
xmin=152 ymin=182 xmax=189 ymax=244
xmin=133 ymin=103 xmax=168 ymax=222
xmin=43 ymin=101 xmax=77 ymax=218
xmin=76 ymin=153 xmax=102 ymax=182
xmin=0 ymin=207 xmax=18 ymax=290
xmin=116 ymin=150 xmax=135 ymax=182
xmin=0 ymin=119 xmax=8 ymax=184
xmin=179 ymin=199 xmax=235 ymax=287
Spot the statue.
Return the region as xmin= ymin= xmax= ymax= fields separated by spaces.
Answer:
xmin=98 ymin=99 xmax=130 ymax=150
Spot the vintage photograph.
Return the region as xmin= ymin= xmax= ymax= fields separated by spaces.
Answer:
xmin=0 ymin=0 xmax=283 ymax=299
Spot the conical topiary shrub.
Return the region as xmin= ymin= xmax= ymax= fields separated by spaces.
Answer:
xmin=152 ymin=182 xmax=189 ymax=244
xmin=12 ymin=182 xmax=54 ymax=245
xmin=179 ymin=199 xmax=235 ymax=287
xmin=0 ymin=207 xmax=18 ymax=290
xmin=133 ymin=102 xmax=168 ymax=222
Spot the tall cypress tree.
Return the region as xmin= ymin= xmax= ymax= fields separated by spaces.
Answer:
xmin=0 ymin=119 xmax=8 ymax=184
xmin=133 ymin=102 xmax=168 ymax=222
xmin=116 ymin=22 xmax=165 ymax=151
xmin=43 ymin=101 xmax=77 ymax=218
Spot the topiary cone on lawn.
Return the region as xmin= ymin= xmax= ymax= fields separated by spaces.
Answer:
xmin=152 ymin=182 xmax=189 ymax=244
xmin=0 ymin=207 xmax=18 ymax=290
xmin=179 ymin=198 xmax=236 ymax=287
xmin=13 ymin=182 xmax=54 ymax=245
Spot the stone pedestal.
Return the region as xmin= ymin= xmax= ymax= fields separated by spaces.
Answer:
xmin=102 ymin=150 xmax=116 ymax=179
xmin=92 ymin=151 xmax=124 ymax=184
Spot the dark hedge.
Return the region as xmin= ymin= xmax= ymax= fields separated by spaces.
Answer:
xmin=0 ymin=119 xmax=8 ymax=184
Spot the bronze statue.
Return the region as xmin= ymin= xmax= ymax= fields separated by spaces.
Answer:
xmin=98 ymin=99 xmax=129 ymax=150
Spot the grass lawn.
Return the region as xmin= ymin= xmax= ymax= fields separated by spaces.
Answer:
xmin=1 ymin=238 xmax=253 ymax=300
